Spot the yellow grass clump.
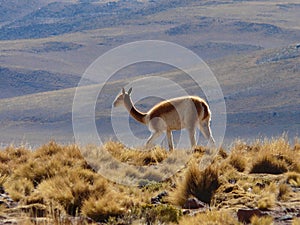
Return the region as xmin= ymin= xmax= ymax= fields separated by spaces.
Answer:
xmin=81 ymin=190 xmax=134 ymax=222
xmin=257 ymin=193 xmax=276 ymax=210
xmin=141 ymin=204 xmax=182 ymax=224
xmin=278 ymin=183 xmax=292 ymax=201
xmin=286 ymin=172 xmax=300 ymax=187
xmin=228 ymin=151 xmax=248 ymax=172
xmin=249 ymin=136 xmax=298 ymax=174
xmin=170 ymin=161 xmax=219 ymax=206
xmin=179 ymin=210 xmax=240 ymax=225
xmin=104 ymin=141 xmax=168 ymax=166
xmin=250 ymin=215 xmax=274 ymax=225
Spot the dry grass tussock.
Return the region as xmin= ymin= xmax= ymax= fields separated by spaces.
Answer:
xmin=249 ymin=137 xmax=299 ymax=174
xmin=0 ymin=136 xmax=299 ymax=224
xmin=104 ymin=141 xmax=168 ymax=166
xmin=169 ymin=161 xmax=219 ymax=206
xmin=179 ymin=210 xmax=241 ymax=225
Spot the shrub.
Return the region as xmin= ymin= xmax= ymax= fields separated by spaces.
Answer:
xmin=142 ymin=204 xmax=181 ymax=224
xmin=0 ymin=145 xmax=30 ymax=175
xmin=179 ymin=210 xmax=240 ymax=225
xmin=286 ymin=172 xmax=300 ymax=187
xmin=23 ymin=171 xmax=115 ymax=220
xmin=251 ymin=215 xmax=274 ymax=225
xmin=250 ymin=154 xmax=288 ymax=174
xmin=257 ymin=193 xmax=275 ymax=210
xmin=34 ymin=141 xmax=63 ymax=158
xmin=278 ymin=183 xmax=292 ymax=201
xmin=4 ymin=177 xmax=34 ymax=201
xmin=105 ymin=141 xmax=168 ymax=166
xmin=12 ymin=159 xmax=62 ymax=187
xmin=4 ymin=178 xmax=34 ymax=201
xmin=171 ymin=162 xmax=219 ymax=206
xmin=36 ymin=169 xmax=92 ymax=216
xmin=228 ymin=152 xmax=247 ymax=172
xmin=81 ymin=191 xmax=133 ymax=222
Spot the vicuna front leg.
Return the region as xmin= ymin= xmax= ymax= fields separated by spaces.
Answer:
xmin=146 ymin=131 xmax=162 ymax=148
xmin=166 ymin=130 xmax=174 ymax=151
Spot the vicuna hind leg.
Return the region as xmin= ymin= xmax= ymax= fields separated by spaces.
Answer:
xmin=166 ymin=130 xmax=174 ymax=151
xmin=187 ymin=127 xmax=196 ymax=148
xmin=199 ymin=120 xmax=215 ymax=146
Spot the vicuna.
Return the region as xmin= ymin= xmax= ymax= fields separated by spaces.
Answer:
xmin=113 ymin=88 xmax=215 ymax=150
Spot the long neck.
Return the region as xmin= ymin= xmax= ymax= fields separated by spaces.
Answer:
xmin=124 ymin=95 xmax=146 ymax=124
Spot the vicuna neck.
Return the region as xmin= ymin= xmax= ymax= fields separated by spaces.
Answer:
xmin=124 ymin=95 xmax=146 ymax=124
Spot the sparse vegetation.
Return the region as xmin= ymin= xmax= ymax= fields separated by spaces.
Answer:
xmin=0 ymin=137 xmax=299 ymax=224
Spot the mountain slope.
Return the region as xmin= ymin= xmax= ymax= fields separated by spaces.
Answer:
xmin=0 ymin=0 xmax=299 ymax=146
xmin=0 ymin=45 xmax=299 ymax=146
xmin=0 ymin=67 xmax=90 ymax=99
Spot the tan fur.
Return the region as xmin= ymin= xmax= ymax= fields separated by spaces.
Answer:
xmin=113 ymin=88 xmax=215 ymax=150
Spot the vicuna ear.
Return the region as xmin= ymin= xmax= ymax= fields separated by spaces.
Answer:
xmin=122 ymin=88 xmax=125 ymax=94
xmin=128 ymin=87 xmax=132 ymax=95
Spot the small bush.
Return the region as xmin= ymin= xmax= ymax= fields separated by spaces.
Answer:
xmin=36 ymin=170 xmax=92 ymax=216
xmin=286 ymin=172 xmax=300 ymax=187
xmin=229 ymin=153 xmax=247 ymax=172
xmin=0 ymin=146 xmax=30 ymax=175
xmin=257 ymin=193 xmax=275 ymax=210
xmin=250 ymin=154 xmax=288 ymax=174
xmin=4 ymin=177 xmax=34 ymax=201
xmin=105 ymin=141 xmax=168 ymax=166
xmin=179 ymin=210 xmax=240 ymax=225
xmin=4 ymin=145 xmax=30 ymax=160
xmin=81 ymin=191 xmax=133 ymax=222
xmin=34 ymin=141 xmax=63 ymax=157
xmin=251 ymin=215 xmax=274 ymax=225
xmin=142 ymin=204 xmax=181 ymax=224
xmin=171 ymin=162 xmax=219 ymax=206
xmin=278 ymin=183 xmax=292 ymax=200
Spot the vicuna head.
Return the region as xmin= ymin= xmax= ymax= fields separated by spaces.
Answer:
xmin=113 ymin=87 xmax=132 ymax=107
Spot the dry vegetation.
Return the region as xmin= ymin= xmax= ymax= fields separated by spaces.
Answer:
xmin=0 ymin=136 xmax=299 ymax=224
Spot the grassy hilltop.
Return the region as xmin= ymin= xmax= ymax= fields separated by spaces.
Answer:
xmin=0 ymin=137 xmax=299 ymax=224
